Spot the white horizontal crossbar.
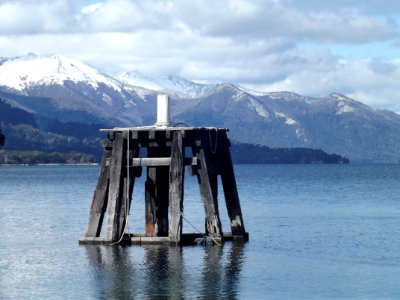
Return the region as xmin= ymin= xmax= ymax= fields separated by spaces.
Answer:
xmin=131 ymin=157 xmax=197 ymax=167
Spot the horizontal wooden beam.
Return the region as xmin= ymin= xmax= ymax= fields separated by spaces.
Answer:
xmin=79 ymin=232 xmax=248 ymax=245
xmin=131 ymin=157 xmax=197 ymax=167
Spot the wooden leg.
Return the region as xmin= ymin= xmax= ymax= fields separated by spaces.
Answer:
xmin=145 ymin=147 xmax=170 ymax=237
xmin=85 ymin=139 xmax=112 ymax=237
xmin=119 ymin=158 xmax=136 ymax=239
xmin=145 ymin=166 xmax=157 ymax=236
xmin=105 ymin=132 xmax=126 ymax=242
xmin=168 ymin=131 xmax=184 ymax=244
xmin=156 ymin=165 xmax=170 ymax=236
xmin=218 ymin=132 xmax=248 ymax=241
xmin=193 ymin=131 xmax=223 ymax=239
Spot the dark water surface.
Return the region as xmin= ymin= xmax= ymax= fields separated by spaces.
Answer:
xmin=1 ymin=164 xmax=400 ymax=299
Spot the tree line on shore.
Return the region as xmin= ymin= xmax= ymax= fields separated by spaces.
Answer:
xmin=0 ymin=127 xmax=4 ymax=146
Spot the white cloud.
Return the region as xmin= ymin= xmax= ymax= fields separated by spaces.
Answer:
xmin=251 ymin=58 xmax=400 ymax=112
xmin=283 ymin=0 xmax=400 ymax=15
xmin=0 ymin=0 xmax=400 ymax=112
xmin=0 ymin=1 xmax=76 ymax=34
xmin=174 ymin=0 xmax=397 ymax=44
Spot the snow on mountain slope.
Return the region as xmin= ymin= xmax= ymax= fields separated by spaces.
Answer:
xmin=116 ymin=71 xmax=162 ymax=91
xmin=0 ymin=53 xmax=123 ymax=93
xmin=0 ymin=53 xmax=153 ymax=126
xmin=156 ymin=74 xmax=216 ymax=98
xmin=116 ymin=71 xmax=215 ymax=98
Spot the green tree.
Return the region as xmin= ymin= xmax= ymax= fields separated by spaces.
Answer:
xmin=0 ymin=127 xmax=4 ymax=146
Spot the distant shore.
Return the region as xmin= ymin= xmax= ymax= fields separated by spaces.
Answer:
xmin=0 ymin=163 xmax=99 ymax=166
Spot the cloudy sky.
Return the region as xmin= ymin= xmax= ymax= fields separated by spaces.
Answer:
xmin=1 ymin=0 xmax=400 ymax=111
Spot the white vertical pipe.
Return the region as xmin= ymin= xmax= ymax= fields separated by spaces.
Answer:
xmin=156 ymin=94 xmax=170 ymax=127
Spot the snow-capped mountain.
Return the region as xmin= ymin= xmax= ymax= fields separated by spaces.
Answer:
xmin=172 ymin=84 xmax=400 ymax=162
xmin=1 ymin=53 xmax=400 ymax=163
xmin=0 ymin=53 xmax=156 ymax=125
xmin=0 ymin=53 xmax=121 ymax=92
xmin=116 ymin=71 xmax=216 ymax=98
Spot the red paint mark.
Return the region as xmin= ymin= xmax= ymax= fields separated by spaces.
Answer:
xmin=90 ymin=191 xmax=96 ymax=209
xmin=145 ymin=217 xmax=155 ymax=235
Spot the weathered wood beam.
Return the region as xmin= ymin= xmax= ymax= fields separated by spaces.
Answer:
xmin=168 ymin=131 xmax=185 ymax=244
xmin=105 ymin=132 xmax=125 ymax=242
xmin=132 ymin=157 xmax=197 ymax=167
xmin=79 ymin=232 xmax=243 ymax=245
xmin=145 ymin=163 xmax=157 ymax=236
xmin=84 ymin=139 xmax=112 ymax=237
xmin=117 ymin=134 xmax=138 ymax=241
xmin=218 ymin=131 xmax=248 ymax=240
xmin=155 ymin=165 xmax=170 ymax=236
xmin=193 ymin=131 xmax=223 ymax=239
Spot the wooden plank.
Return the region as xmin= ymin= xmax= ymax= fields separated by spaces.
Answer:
xmin=132 ymin=157 xmax=197 ymax=167
xmin=218 ymin=131 xmax=248 ymax=239
xmin=79 ymin=237 xmax=107 ymax=245
xmin=117 ymin=134 xmax=138 ymax=240
xmin=131 ymin=236 xmax=170 ymax=244
xmin=79 ymin=232 xmax=243 ymax=245
xmin=84 ymin=139 xmax=112 ymax=237
xmin=105 ymin=132 xmax=125 ymax=242
xmin=168 ymin=131 xmax=185 ymax=244
xmin=193 ymin=130 xmax=223 ymax=239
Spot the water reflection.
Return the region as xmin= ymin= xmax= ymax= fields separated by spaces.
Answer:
xmin=84 ymin=244 xmax=245 ymax=299
xmin=144 ymin=246 xmax=185 ymax=299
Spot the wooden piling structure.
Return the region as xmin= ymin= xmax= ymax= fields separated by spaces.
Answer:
xmin=80 ymin=126 xmax=248 ymax=245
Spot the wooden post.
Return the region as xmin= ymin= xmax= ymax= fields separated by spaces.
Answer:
xmin=193 ymin=130 xmax=223 ymax=239
xmin=218 ymin=131 xmax=247 ymax=241
xmin=168 ymin=131 xmax=184 ymax=244
xmin=119 ymin=131 xmax=138 ymax=239
xmin=84 ymin=139 xmax=112 ymax=237
xmin=145 ymin=161 xmax=157 ymax=236
xmin=105 ymin=132 xmax=126 ymax=242
xmin=156 ymin=164 xmax=170 ymax=236
xmin=145 ymin=146 xmax=170 ymax=237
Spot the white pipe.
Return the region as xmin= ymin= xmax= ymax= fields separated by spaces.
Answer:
xmin=156 ymin=94 xmax=170 ymax=128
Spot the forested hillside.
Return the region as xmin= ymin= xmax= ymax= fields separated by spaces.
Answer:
xmin=230 ymin=142 xmax=349 ymax=164
xmin=0 ymin=98 xmax=349 ymax=165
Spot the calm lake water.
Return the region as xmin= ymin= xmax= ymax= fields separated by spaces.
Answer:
xmin=1 ymin=164 xmax=400 ymax=299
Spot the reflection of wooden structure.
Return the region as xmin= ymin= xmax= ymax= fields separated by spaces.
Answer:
xmin=79 ymin=127 xmax=248 ymax=245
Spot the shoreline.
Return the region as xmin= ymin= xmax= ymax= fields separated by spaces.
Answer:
xmin=0 ymin=163 xmax=99 ymax=167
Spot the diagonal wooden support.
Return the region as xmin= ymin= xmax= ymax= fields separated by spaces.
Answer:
xmin=218 ymin=131 xmax=248 ymax=241
xmin=84 ymin=139 xmax=112 ymax=237
xmin=193 ymin=130 xmax=223 ymax=239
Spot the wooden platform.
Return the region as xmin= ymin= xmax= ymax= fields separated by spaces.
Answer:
xmin=80 ymin=126 xmax=248 ymax=245
xmin=79 ymin=232 xmax=249 ymax=246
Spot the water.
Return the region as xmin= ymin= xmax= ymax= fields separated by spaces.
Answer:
xmin=1 ymin=164 xmax=400 ymax=299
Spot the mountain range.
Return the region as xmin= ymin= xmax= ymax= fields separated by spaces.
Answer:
xmin=1 ymin=53 xmax=399 ymax=163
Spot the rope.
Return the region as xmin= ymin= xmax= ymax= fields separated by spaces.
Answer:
xmin=169 ymin=207 xmax=221 ymax=246
xmin=173 ymin=122 xmax=190 ymax=127
xmin=209 ymin=129 xmax=218 ymax=154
